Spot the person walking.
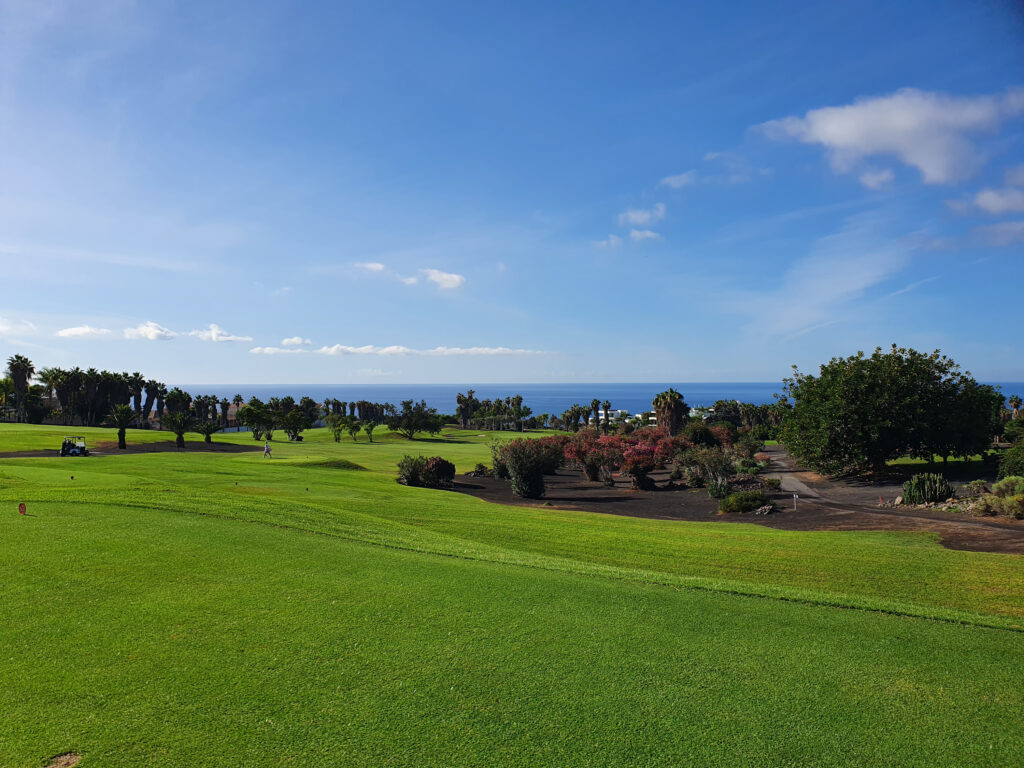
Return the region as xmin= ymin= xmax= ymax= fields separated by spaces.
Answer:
xmin=263 ymin=440 xmax=272 ymax=458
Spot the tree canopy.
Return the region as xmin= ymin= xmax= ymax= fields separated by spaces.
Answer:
xmin=780 ymin=345 xmax=1004 ymax=475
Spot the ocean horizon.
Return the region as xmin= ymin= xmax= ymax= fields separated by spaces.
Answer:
xmin=178 ymin=381 xmax=1024 ymax=417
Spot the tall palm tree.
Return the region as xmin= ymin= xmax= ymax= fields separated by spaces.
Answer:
xmin=601 ymin=400 xmax=611 ymax=434
xmin=141 ymin=380 xmax=161 ymax=426
xmin=1010 ymin=395 xmax=1023 ymax=420
xmin=129 ymin=372 xmax=146 ymax=424
xmin=106 ymin=404 xmax=136 ymax=449
xmin=652 ymin=388 xmax=689 ymax=436
xmin=161 ymin=411 xmax=193 ymax=449
xmin=590 ymin=399 xmax=601 ymax=430
xmin=5 ymin=354 xmax=35 ymax=423
xmin=0 ymin=377 xmax=13 ymax=421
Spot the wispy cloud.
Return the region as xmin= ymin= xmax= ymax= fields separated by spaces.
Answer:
xmin=281 ymin=336 xmax=312 ymax=346
xmin=251 ymin=344 xmax=543 ymax=356
xmin=974 ymin=187 xmax=1024 ymax=214
xmin=618 ymin=202 xmax=665 ymax=226
xmin=594 ymin=234 xmax=623 ymax=249
xmin=886 ymin=275 xmax=939 ymax=298
xmin=355 ymin=262 xmax=386 ymax=272
xmin=629 ymin=229 xmax=661 ymax=242
xmin=760 ymin=87 xmax=1024 ymax=184
xmin=1005 ymin=164 xmax=1024 ymax=187
xmin=659 ymin=171 xmax=697 ymax=189
xmin=56 ymin=325 xmax=111 ymax=338
xmin=0 ymin=316 xmax=38 ymax=337
xmin=188 ymin=323 xmax=253 ymax=342
xmin=123 ymin=321 xmax=177 ymax=341
xmin=421 ymin=268 xmax=465 ymax=290
xmin=974 ymin=220 xmax=1024 ymax=247
xmin=859 ymin=168 xmax=894 ymax=190
xmin=735 ymin=211 xmax=914 ymax=338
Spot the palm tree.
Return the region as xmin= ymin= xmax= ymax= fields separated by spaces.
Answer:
xmin=363 ymin=421 xmax=377 ymax=442
xmin=106 ymin=404 xmax=136 ymax=449
xmin=161 ymin=411 xmax=193 ymax=449
xmin=601 ymin=400 xmax=611 ymax=433
xmin=128 ymin=372 xmax=146 ymax=424
xmin=653 ymin=388 xmax=689 ymax=436
xmin=232 ymin=394 xmax=244 ymax=424
xmin=194 ymin=421 xmax=222 ymax=444
xmin=1010 ymin=395 xmax=1022 ymax=420
xmin=0 ymin=377 xmax=13 ymax=421
xmin=5 ymin=354 xmax=35 ymax=423
xmin=590 ymin=399 xmax=601 ymax=430
xmin=141 ymin=380 xmax=161 ymax=426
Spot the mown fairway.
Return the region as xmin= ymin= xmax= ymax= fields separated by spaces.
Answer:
xmin=2 ymin=424 xmax=1024 ymax=766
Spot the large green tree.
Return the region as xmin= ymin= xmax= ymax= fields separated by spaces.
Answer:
xmin=780 ymin=345 xmax=1004 ymax=475
xmin=387 ymin=399 xmax=444 ymax=439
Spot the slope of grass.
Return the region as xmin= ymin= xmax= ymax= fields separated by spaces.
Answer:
xmin=3 ymin=422 xmax=1024 ymax=765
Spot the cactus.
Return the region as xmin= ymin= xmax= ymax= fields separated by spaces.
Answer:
xmin=902 ymin=473 xmax=952 ymax=505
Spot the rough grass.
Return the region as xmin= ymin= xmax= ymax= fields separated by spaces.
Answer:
xmin=2 ymin=423 xmax=1024 ymax=765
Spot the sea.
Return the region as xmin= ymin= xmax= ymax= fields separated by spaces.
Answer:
xmin=179 ymin=382 xmax=1024 ymax=417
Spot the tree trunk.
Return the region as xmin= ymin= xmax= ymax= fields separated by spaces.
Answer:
xmin=118 ymin=429 xmax=126 ymax=450
xmin=176 ymin=432 xmax=185 ymax=449
xmin=205 ymin=433 xmax=212 ymax=444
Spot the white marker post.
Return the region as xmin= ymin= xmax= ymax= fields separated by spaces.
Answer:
xmin=792 ymin=493 xmax=798 ymax=512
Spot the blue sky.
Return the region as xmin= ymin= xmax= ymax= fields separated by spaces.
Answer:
xmin=2 ymin=0 xmax=1022 ymax=384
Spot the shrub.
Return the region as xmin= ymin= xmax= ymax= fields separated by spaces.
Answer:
xmin=684 ymin=465 xmax=705 ymax=487
xmin=472 ymin=462 xmax=490 ymax=477
xmin=959 ymin=479 xmax=988 ymax=497
xmin=1003 ymin=418 xmax=1024 ymax=444
xmin=734 ymin=431 xmax=764 ymax=459
xmin=719 ymin=490 xmax=769 ymax=514
xmin=735 ymin=457 xmax=761 ymax=474
xmin=421 ymin=457 xmax=456 ymax=488
xmin=397 ymin=455 xmax=427 ymax=486
xmin=708 ymin=421 xmax=737 ymax=446
xmin=707 ymin=480 xmax=732 ymax=499
xmin=763 ymin=477 xmax=781 ymax=491
xmin=490 ymin=443 xmax=510 ymax=479
xmin=973 ymin=490 xmax=1024 ymax=519
xmin=684 ymin=422 xmax=718 ymax=447
xmin=902 ymin=473 xmax=952 ymax=505
xmin=620 ymin=443 xmax=657 ymax=489
xmin=999 ymin=444 xmax=1024 ymax=479
xmin=497 ymin=439 xmax=548 ymax=498
xmin=993 ymin=476 xmax=1024 ymax=498
xmin=397 ymin=455 xmax=455 ymax=488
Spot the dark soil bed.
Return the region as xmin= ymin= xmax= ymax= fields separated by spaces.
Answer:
xmin=0 ymin=440 xmax=263 ymax=458
xmin=455 ymin=464 xmax=1024 ymax=555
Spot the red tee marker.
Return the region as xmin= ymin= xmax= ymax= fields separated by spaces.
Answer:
xmin=18 ymin=503 xmax=26 ymax=516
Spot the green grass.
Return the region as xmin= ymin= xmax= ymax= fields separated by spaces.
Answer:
xmin=3 ymin=423 xmax=1024 ymax=765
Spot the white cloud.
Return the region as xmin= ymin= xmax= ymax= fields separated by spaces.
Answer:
xmin=316 ymin=344 xmax=542 ymax=356
xmin=281 ymin=336 xmax=312 ymax=346
xmin=123 ymin=321 xmax=177 ymax=341
xmin=594 ymin=234 xmax=623 ymax=249
xmin=0 ymin=316 xmax=37 ymax=337
xmin=974 ymin=187 xmax=1024 ymax=214
xmin=630 ymin=229 xmax=662 ymax=241
xmin=421 ymin=268 xmax=465 ymax=290
xmin=618 ymin=202 xmax=665 ymax=226
xmin=761 ymin=87 xmax=1024 ymax=184
xmin=56 ymin=325 xmax=111 ymax=338
xmin=188 ymin=323 xmax=253 ymax=342
xmin=250 ymin=346 xmax=306 ymax=355
xmin=355 ymin=262 xmax=386 ymax=272
xmin=1006 ymin=164 xmax=1024 ymax=187
xmin=659 ymin=171 xmax=697 ymax=189
xmin=859 ymin=168 xmax=894 ymax=189
xmin=975 ymin=220 xmax=1024 ymax=247
xmin=400 ymin=275 xmax=419 ymax=285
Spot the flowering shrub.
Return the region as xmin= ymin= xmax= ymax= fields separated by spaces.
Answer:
xmin=620 ymin=443 xmax=657 ymax=489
